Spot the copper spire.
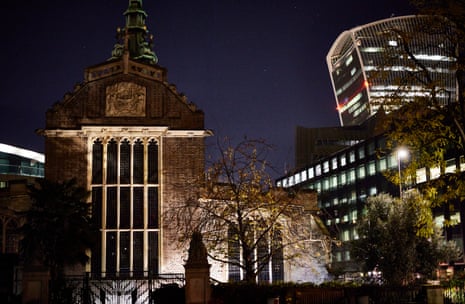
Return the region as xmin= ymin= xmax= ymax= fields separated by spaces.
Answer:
xmin=110 ymin=0 xmax=158 ymax=65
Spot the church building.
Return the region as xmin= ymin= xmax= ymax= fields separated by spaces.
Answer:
xmin=41 ymin=0 xmax=210 ymax=279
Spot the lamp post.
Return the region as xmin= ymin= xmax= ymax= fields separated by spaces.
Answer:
xmin=397 ymin=147 xmax=409 ymax=197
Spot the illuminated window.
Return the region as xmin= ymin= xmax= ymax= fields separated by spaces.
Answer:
xmin=416 ymin=168 xmax=427 ymax=184
xmin=430 ymin=166 xmax=441 ymax=180
xmin=338 ymin=172 xmax=346 ymax=185
xmin=315 ymin=164 xmax=322 ymax=176
xmin=351 ymin=210 xmax=358 ymax=222
xmin=358 ymin=165 xmax=366 ymax=179
xmin=323 ymin=161 xmax=330 ymax=173
xmin=323 ymin=178 xmax=330 ymax=191
xmin=349 ymin=191 xmax=357 ymax=204
xmin=358 ymin=147 xmax=365 ymax=159
xmin=345 ymin=55 xmax=353 ymax=66
xmin=341 ymin=230 xmax=350 ymax=241
xmin=368 ymin=161 xmax=376 ymax=175
xmin=340 ymin=154 xmax=347 ymax=167
xmin=331 ymin=157 xmax=338 ymax=170
xmin=378 ymin=157 xmax=387 ymax=171
xmin=349 ymin=151 xmax=356 ymax=163
xmin=301 ymin=170 xmax=307 ymax=182
xmin=315 ymin=182 xmax=322 ymax=193
xmin=0 ymin=181 xmax=7 ymax=189
xmin=348 ymin=169 xmax=356 ymax=183
xmin=445 ymin=158 xmax=456 ymax=174
xmin=308 ymin=167 xmax=314 ymax=179
xmin=330 ymin=175 xmax=338 ymax=189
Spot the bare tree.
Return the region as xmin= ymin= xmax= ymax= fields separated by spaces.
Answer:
xmin=165 ymin=138 xmax=329 ymax=283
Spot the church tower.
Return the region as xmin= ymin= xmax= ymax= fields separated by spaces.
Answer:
xmin=42 ymin=0 xmax=210 ymax=277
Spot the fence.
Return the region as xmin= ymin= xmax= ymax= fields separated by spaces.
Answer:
xmin=58 ymin=273 xmax=185 ymax=304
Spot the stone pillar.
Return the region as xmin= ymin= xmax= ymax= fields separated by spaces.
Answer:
xmin=22 ymin=266 xmax=50 ymax=304
xmin=184 ymin=231 xmax=211 ymax=304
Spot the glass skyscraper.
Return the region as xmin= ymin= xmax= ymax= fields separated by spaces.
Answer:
xmin=327 ymin=15 xmax=457 ymax=126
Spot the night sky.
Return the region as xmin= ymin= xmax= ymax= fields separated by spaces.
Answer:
xmin=1 ymin=0 xmax=415 ymax=176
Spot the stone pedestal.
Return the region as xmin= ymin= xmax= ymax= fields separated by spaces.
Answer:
xmin=22 ymin=266 xmax=50 ymax=304
xmin=184 ymin=232 xmax=211 ymax=304
xmin=185 ymin=266 xmax=211 ymax=304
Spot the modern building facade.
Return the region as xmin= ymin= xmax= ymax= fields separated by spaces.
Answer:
xmin=278 ymin=129 xmax=465 ymax=276
xmin=0 ymin=143 xmax=44 ymax=299
xmin=327 ymin=15 xmax=457 ymax=127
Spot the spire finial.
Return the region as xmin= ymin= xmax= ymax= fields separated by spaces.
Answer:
xmin=110 ymin=0 xmax=158 ymax=65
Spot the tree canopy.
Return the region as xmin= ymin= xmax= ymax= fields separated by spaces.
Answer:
xmin=21 ymin=178 xmax=96 ymax=281
xmin=351 ymin=191 xmax=460 ymax=286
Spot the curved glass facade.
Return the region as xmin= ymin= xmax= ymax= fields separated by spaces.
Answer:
xmin=327 ymin=15 xmax=457 ymax=126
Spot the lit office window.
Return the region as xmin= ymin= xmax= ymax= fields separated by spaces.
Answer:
xmin=315 ymin=164 xmax=322 ymax=176
xmin=353 ymin=227 xmax=359 ymax=240
xmin=388 ymin=154 xmax=397 ymax=169
xmin=349 ymin=191 xmax=357 ymax=204
xmin=378 ymin=157 xmax=387 ymax=171
xmin=358 ymin=147 xmax=365 ymax=159
xmin=331 ymin=157 xmax=338 ymax=170
xmin=340 ymin=154 xmax=347 ymax=167
xmin=338 ymin=172 xmax=347 ymax=185
xmin=301 ymin=170 xmax=307 ymax=182
xmin=341 ymin=230 xmax=350 ymax=241
xmin=315 ymin=182 xmax=322 ymax=193
xmin=330 ymin=175 xmax=338 ymax=189
xmin=358 ymin=165 xmax=366 ymax=179
xmin=323 ymin=178 xmax=330 ymax=191
xmin=294 ymin=173 xmax=301 ymax=184
xmin=416 ymin=168 xmax=427 ymax=184
xmin=349 ymin=151 xmax=356 ymax=163
xmin=308 ymin=167 xmax=314 ymax=179
xmin=351 ymin=210 xmax=358 ymax=223
xmin=367 ymin=161 xmax=376 ymax=175
xmin=323 ymin=161 xmax=330 ymax=173
xmin=430 ymin=166 xmax=441 ymax=180
xmin=369 ymin=187 xmax=377 ymax=196
xmin=348 ymin=169 xmax=356 ymax=183
xmin=445 ymin=158 xmax=456 ymax=174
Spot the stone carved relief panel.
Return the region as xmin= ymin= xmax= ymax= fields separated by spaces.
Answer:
xmin=105 ymin=82 xmax=146 ymax=117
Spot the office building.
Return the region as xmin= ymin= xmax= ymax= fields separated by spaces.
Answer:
xmin=327 ymin=15 xmax=457 ymax=126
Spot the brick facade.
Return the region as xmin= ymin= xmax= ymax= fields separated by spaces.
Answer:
xmin=42 ymin=57 xmax=209 ymax=277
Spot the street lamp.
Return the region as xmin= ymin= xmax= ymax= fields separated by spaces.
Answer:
xmin=397 ymin=147 xmax=409 ymax=197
